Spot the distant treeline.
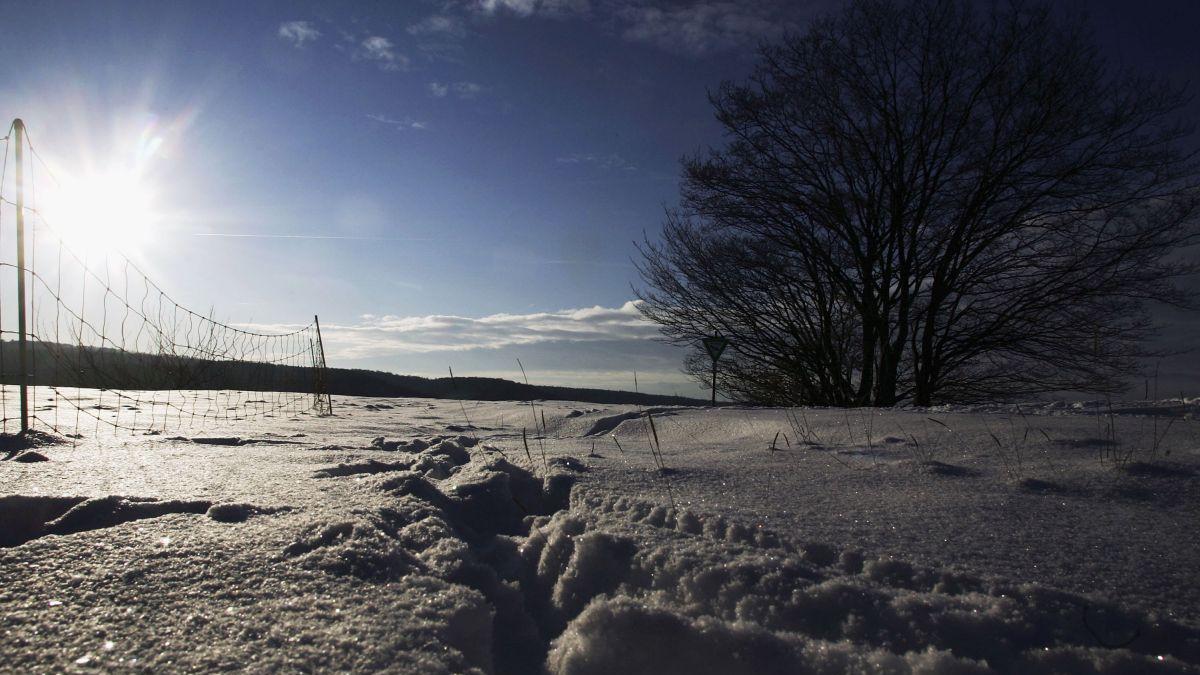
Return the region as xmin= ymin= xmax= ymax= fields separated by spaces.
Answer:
xmin=0 ymin=341 xmax=704 ymax=406
xmin=0 ymin=341 xmax=314 ymax=392
xmin=320 ymin=369 xmax=704 ymax=406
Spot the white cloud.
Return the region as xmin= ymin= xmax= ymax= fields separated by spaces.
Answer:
xmin=617 ymin=3 xmax=786 ymax=56
xmin=367 ymin=113 xmax=428 ymax=130
xmin=247 ymin=301 xmax=657 ymax=359
xmin=358 ymin=36 xmax=410 ymax=71
xmin=278 ymin=20 xmax=321 ymax=47
xmin=471 ymin=0 xmax=590 ymax=18
xmin=557 ymin=152 xmax=637 ymax=171
xmin=428 ymin=81 xmax=486 ymax=99
xmin=408 ymin=14 xmax=468 ymax=38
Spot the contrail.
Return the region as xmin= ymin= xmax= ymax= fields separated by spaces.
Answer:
xmin=189 ymin=232 xmax=437 ymax=241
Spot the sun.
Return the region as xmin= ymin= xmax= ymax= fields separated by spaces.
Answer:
xmin=41 ymin=167 xmax=157 ymax=254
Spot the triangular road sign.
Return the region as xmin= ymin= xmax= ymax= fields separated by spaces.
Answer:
xmin=702 ymin=335 xmax=729 ymax=361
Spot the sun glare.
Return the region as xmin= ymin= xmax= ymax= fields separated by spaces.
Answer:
xmin=42 ymin=167 xmax=156 ymax=254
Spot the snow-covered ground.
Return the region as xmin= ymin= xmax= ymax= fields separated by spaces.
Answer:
xmin=2 ymin=388 xmax=1199 ymax=673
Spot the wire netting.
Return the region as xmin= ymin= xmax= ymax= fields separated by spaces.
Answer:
xmin=0 ymin=120 xmax=332 ymax=437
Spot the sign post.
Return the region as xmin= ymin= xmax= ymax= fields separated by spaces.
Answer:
xmin=701 ymin=335 xmax=728 ymax=406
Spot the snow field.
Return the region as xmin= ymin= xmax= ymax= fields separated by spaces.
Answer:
xmin=3 ymin=391 xmax=1200 ymax=673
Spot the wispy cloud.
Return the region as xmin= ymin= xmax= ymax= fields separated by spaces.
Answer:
xmin=428 ymin=81 xmax=486 ymax=99
xmin=556 ymin=152 xmax=637 ymax=171
xmin=278 ymin=20 xmax=321 ymax=47
xmin=357 ymin=36 xmax=410 ymax=71
xmin=616 ymin=3 xmax=787 ymax=56
xmin=456 ymin=0 xmax=801 ymax=56
xmin=406 ymin=14 xmax=469 ymax=63
xmin=367 ymin=113 xmax=428 ymax=130
xmin=408 ymin=14 xmax=468 ymax=39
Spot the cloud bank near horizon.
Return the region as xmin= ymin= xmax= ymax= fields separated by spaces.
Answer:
xmin=239 ymin=301 xmax=701 ymax=395
xmin=325 ymin=300 xmax=657 ymax=356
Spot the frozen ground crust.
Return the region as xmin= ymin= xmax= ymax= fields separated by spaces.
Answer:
xmin=3 ymin=391 xmax=1200 ymax=673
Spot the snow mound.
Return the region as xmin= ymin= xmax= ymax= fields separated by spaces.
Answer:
xmin=914 ymin=460 xmax=981 ymax=477
xmin=372 ymin=436 xmax=431 ymax=452
xmin=0 ymin=429 xmax=66 ymax=455
xmin=582 ymin=409 xmax=675 ymax=437
xmin=205 ymin=502 xmax=291 ymax=523
xmin=282 ymin=514 xmax=424 ymax=580
xmin=0 ymin=495 xmax=86 ymax=546
xmin=44 ymin=496 xmax=213 ymax=536
xmin=313 ymin=458 xmax=414 ymax=478
xmin=371 ymin=435 xmax=480 ymax=453
xmin=549 ymin=456 xmax=589 ymax=472
xmin=427 ymin=438 xmax=473 ymax=465
xmin=1 ymin=494 xmax=216 ymax=547
xmin=190 ymin=436 xmax=245 ymax=446
xmin=547 ymin=597 xmax=993 ymax=675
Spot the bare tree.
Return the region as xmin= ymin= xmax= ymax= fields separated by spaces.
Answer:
xmin=637 ymin=0 xmax=1199 ymax=406
xmin=638 ymin=216 xmax=865 ymax=405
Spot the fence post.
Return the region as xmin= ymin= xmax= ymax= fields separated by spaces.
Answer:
xmin=13 ymin=119 xmax=29 ymax=433
xmin=313 ymin=315 xmax=332 ymax=415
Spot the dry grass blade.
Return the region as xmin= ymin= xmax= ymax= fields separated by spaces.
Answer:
xmin=895 ymin=421 xmax=928 ymax=464
xmin=1155 ymin=417 xmax=1176 ymax=457
xmin=646 ymin=412 xmax=676 ymax=507
xmin=610 ymin=433 xmax=624 ymax=453
xmin=448 ymin=366 xmax=478 ymax=446
xmin=646 ymin=410 xmax=665 ymax=471
xmin=985 ymin=428 xmax=1002 ymax=449
xmin=516 ymin=357 xmax=549 ymax=473
xmin=926 ymin=417 xmax=952 ymax=432
xmin=521 ymin=427 xmax=534 ymax=467
xmin=786 ymin=408 xmax=822 ymax=446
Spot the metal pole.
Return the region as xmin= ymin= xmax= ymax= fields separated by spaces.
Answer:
xmin=313 ymin=315 xmax=332 ymax=415
xmin=309 ymin=337 xmax=319 ymax=410
xmin=13 ymin=119 xmax=29 ymax=433
xmin=711 ymin=358 xmax=717 ymax=406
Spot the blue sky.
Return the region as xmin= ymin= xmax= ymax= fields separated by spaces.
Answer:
xmin=1 ymin=0 xmax=1198 ymax=396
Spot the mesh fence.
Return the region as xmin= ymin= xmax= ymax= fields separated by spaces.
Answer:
xmin=0 ymin=120 xmax=332 ymax=437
